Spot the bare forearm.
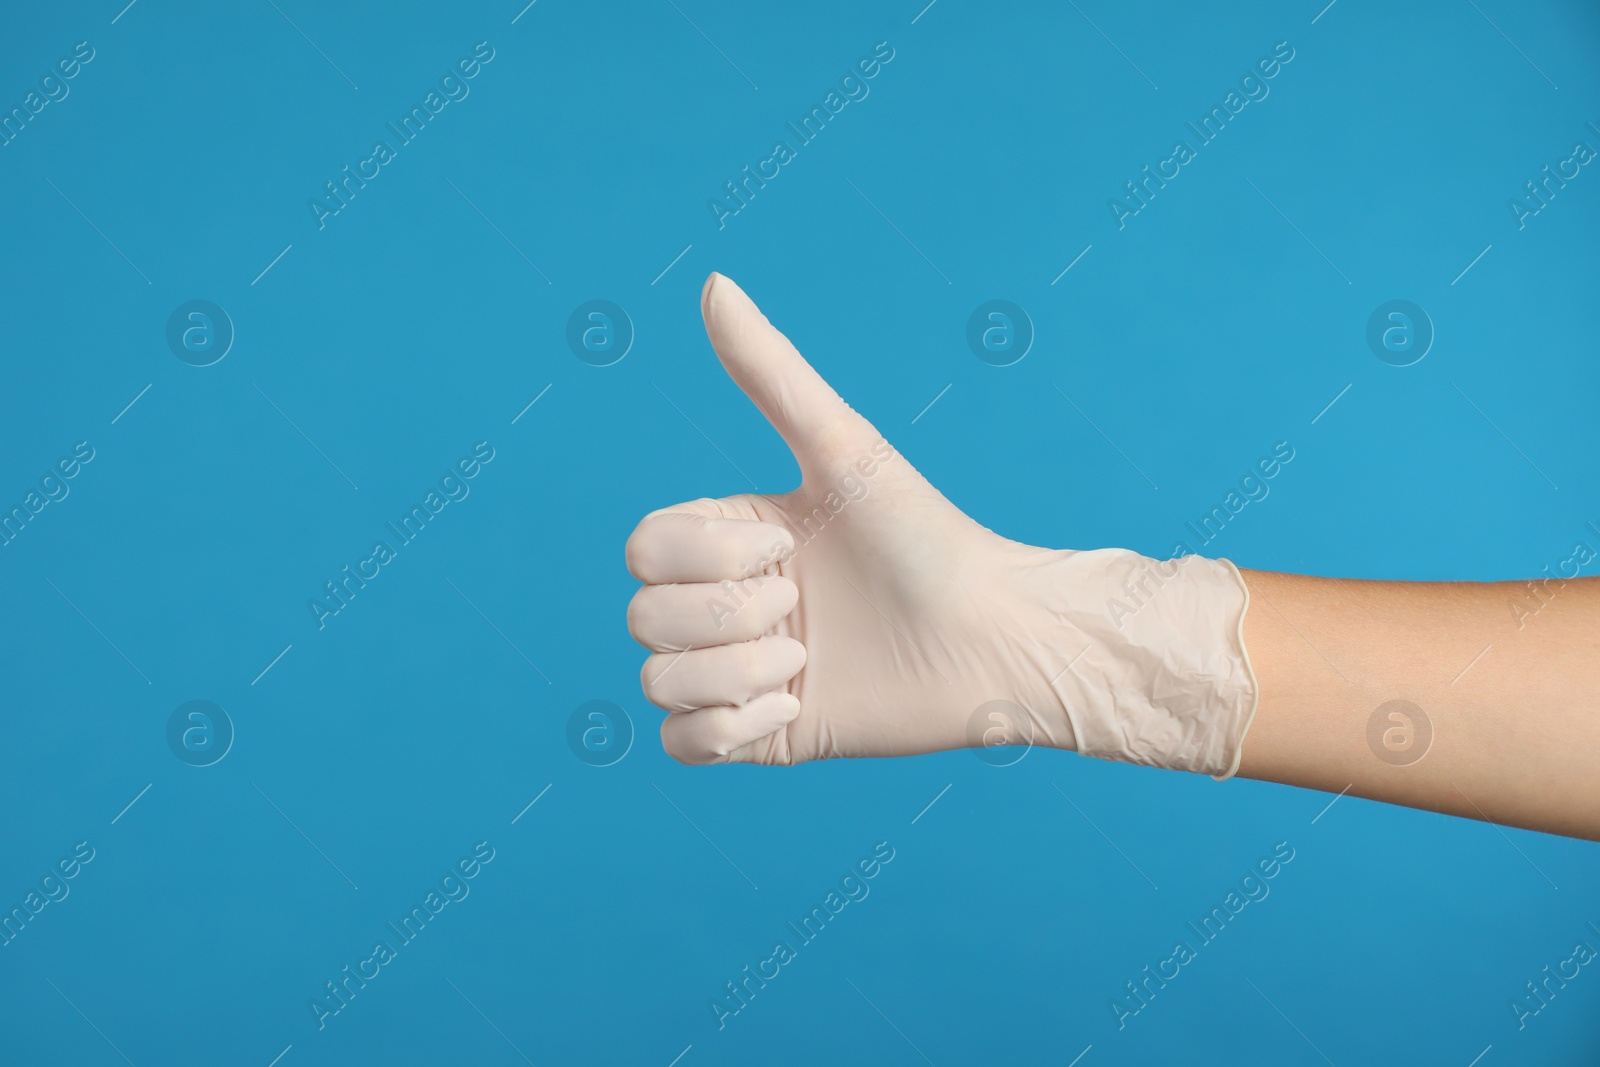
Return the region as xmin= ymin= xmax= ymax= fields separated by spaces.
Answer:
xmin=1235 ymin=569 xmax=1600 ymax=840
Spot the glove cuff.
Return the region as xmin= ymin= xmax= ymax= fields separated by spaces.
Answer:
xmin=1058 ymin=550 xmax=1260 ymax=779
xmin=1209 ymin=558 xmax=1260 ymax=780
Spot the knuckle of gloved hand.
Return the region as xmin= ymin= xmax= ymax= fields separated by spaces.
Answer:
xmin=661 ymin=718 xmax=717 ymax=765
xmin=639 ymin=657 xmax=668 ymax=705
xmin=625 ymin=590 xmax=648 ymax=642
xmin=623 ymin=525 xmax=658 ymax=581
xmin=626 ymin=587 xmax=669 ymax=645
xmin=659 ymin=719 xmax=691 ymax=764
xmin=624 ymin=524 xmax=649 ymax=575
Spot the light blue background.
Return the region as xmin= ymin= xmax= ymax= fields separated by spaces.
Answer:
xmin=1 ymin=1 xmax=1597 ymax=1063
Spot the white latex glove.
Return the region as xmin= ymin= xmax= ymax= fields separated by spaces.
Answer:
xmin=625 ymin=274 xmax=1258 ymax=776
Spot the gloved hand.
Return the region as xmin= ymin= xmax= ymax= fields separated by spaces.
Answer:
xmin=625 ymin=274 xmax=1258 ymax=777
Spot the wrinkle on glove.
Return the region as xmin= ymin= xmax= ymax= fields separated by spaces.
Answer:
xmin=1051 ymin=551 xmax=1258 ymax=779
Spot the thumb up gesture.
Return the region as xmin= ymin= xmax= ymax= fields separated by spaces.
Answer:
xmin=625 ymin=274 xmax=1256 ymax=774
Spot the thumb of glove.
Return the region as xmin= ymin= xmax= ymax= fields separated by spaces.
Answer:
xmin=700 ymin=272 xmax=882 ymax=480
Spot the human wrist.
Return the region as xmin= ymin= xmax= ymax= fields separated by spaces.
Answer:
xmin=1022 ymin=546 xmax=1259 ymax=777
